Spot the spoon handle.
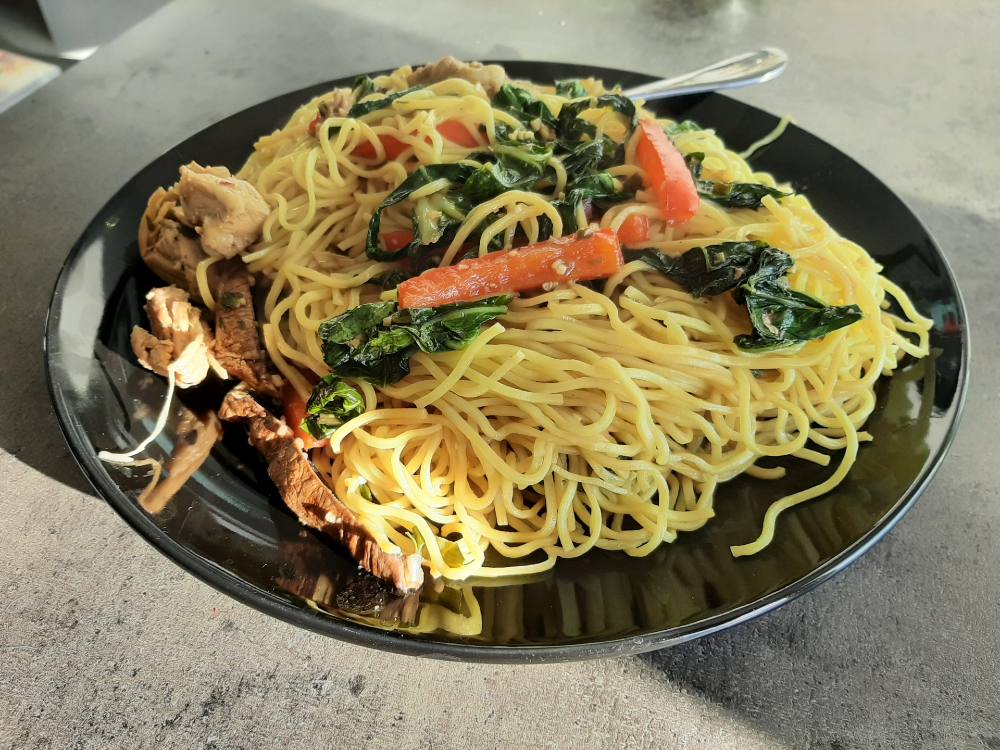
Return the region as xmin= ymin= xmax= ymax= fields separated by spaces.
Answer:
xmin=621 ymin=48 xmax=788 ymax=102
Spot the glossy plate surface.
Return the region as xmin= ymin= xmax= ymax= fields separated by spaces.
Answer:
xmin=45 ymin=61 xmax=968 ymax=662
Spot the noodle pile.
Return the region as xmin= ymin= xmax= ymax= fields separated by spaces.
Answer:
xmin=223 ymin=65 xmax=930 ymax=581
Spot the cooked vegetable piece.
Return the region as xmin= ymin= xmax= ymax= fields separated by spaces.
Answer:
xmin=353 ymin=121 xmax=481 ymax=160
xmin=554 ymin=79 xmax=587 ymax=98
xmin=736 ymin=281 xmax=864 ymax=351
xmin=616 ymin=214 xmax=650 ymax=245
xmin=492 ymin=84 xmax=558 ymax=132
xmin=316 ymin=297 xmax=513 ymax=385
xmin=352 ymin=133 xmax=409 ymax=160
xmin=556 ymin=94 xmax=637 ymax=145
xmin=635 ymin=119 xmax=700 ymax=224
xmin=301 ymin=376 xmax=366 ymax=440
xmin=540 ymin=172 xmax=631 ymax=239
xmin=398 ymin=228 xmax=623 ymax=309
xmin=560 ymin=136 xmax=620 ymax=178
xmin=281 ymin=385 xmax=323 ymax=450
xmin=347 ymin=86 xmax=421 ymax=119
xmin=634 ymin=241 xmax=862 ymax=349
xmin=636 ymin=241 xmax=791 ymax=297
xmin=436 ymin=119 xmax=480 ymax=147
xmin=366 ymin=164 xmax=477 ymax=260
xmin=665 ymin=120 xmax=703 ymax=136
xmin=381 ymin=230 xmax=415 ymax=252
xmin=352 ymin=75 xmax=376 ymax=100
xmin=684 ymin=152 xmax=789 ymax=209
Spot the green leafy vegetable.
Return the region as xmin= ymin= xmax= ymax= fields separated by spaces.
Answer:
xmin=555 ymin=79 xmax=587 ymax=98
xmin=316 ymin=296 xmax=513 ymax=385
xmin=736 ymin=281 xmax=863 ymax=351
xmin=492 ymin=85 xmax=558 ymax=132
xmin=541 ymin=172 xmax=631 ymax=239
xmin=370 ymin=271 xmax=408 ymax=290
xmin=401 ymin=296 xmax=513 ymax=352
xmin=301 ymin=376 xmax=366 ymax=440
xmin=684 ymin=152 xmax=789 ymax=209
xmin=560 ymin=136 xmax=620 ymax=178
xmin=556 ymin=94 xmax=637 ymax=145
xmin=366 ymin=164 xmax=476 ymax=260
xmin=634 ymin=241 xmax=862 ymax=350
xmin=347 ymin=85 xmax=422 ymax=120
xmin=665 ymin=120 xmax=703 ymax=136
xmin=318 ymin=300 xmax=396 ymax=368
xmin=464 ymin=158 xmax=543 ymax=204
xmin=352 ymin=75 xmax=377 ymax=100
xmin=635 ymin=240 xmax=791 ymax=297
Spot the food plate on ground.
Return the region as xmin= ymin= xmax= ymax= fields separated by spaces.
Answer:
xmin=46 ymin=59 xmax=968 ymax=661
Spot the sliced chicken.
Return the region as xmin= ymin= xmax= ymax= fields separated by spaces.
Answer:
xmin=212 ymin=259 xmax=283 ymax=398
xmin=406 ymin=56 xmax=507 ymax=97
xmin=130 ymin=286 xmax=215 ymax=388
xmin=176 ymin=163 xmax=270 ymax=258
xmin=318 ymin=87 xmax=353 ymax=118
xmin=219 ymin=389 xmax=424 ymax=593
xmin=138 ymin=187 xmax=208 ymax=294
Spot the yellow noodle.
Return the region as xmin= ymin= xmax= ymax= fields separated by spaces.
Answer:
xmin=232 ymin=67 xmax=931 ymax=583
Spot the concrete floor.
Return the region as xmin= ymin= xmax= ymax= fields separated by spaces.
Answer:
xmin=1 ymin=0 xmax=998 ymax=747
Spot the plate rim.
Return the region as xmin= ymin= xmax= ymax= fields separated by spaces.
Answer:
xmin=43 ymin=60 xmax=971 ymax=662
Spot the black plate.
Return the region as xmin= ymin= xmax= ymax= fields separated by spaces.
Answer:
xmin=45 ymin=61 xmax=969 ymax=662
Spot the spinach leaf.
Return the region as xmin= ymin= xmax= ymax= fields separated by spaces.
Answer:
xmin=301 ymin=376 xmax=366 ymax=440
xmin=555 ymin=79 xmax=587 ymax=98
xmin=556 ymin=94 xmax=637 ymax=145
xmin=685 ymin=152 xmax=789 ymax=209
xmin=366 ymin=164 xmax=477 ymax=260
xmin=352 ymin=75 xmax=377 ymax=100
xmin=333 ymin=352 xmax=413 ymax=386
xmin=492 ymin=139 xmax=554 ymax=171
xmin=665 ymin=120 xmax=703 ymax=136
xmin=347 ymin=85 xmax=422 ymax=120
xmin=370 ymin=271 xmax=408 ymax=290
xmin=636 ymin=241 xmax=791 ymax=297
xmin=540 ymin=172 xmax=631 ymax=239
xmin=560 ymin=136 xmax=620 ymax=179
xmin=316 ymin=296 xmax=513 ymax=386
xmin=463 ymin=158 xmax=542 ymax=204
xmin=398 ymin=295 xmax=513 ymax=352
xmin=633 ymin=241 xmax=862 ymax=350
xmin=318 ymin=300 xmax=396 ymax=368
xmin=736 ymin=281 xmax=863 ymax=351
xmin=492 ymin=84 xmax=558 ymax=131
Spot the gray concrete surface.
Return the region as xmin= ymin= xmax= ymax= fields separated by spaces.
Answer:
xmin=1 ymin=1 xmax=998 ymax=747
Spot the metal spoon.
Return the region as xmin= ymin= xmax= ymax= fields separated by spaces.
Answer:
xmin=621 ymin=48 xmax=788 ymax=102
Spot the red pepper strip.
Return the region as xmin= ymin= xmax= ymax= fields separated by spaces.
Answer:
xmin=635 ymin=119 xmax=700 ymax=224
xmin=616 ymin=213 xmax=650 ymax=245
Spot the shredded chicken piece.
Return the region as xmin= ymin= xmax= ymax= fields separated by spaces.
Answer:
xmin=212 ymin=259 xmax=283 ymax=398
xmin=130 ymin=286 xmax=215 ymax=388
xmin=138 ymin=187 xmax=208 ymax=294
xmin=219 ymin=389 xmax=424 ymax=593
xmin=406 ymin=56 xmax=507 ymax=97
xmin=176 ymin=163 xmax=270 ymax=258
xmin=319 ymin=87 xmax=353 ymax=117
